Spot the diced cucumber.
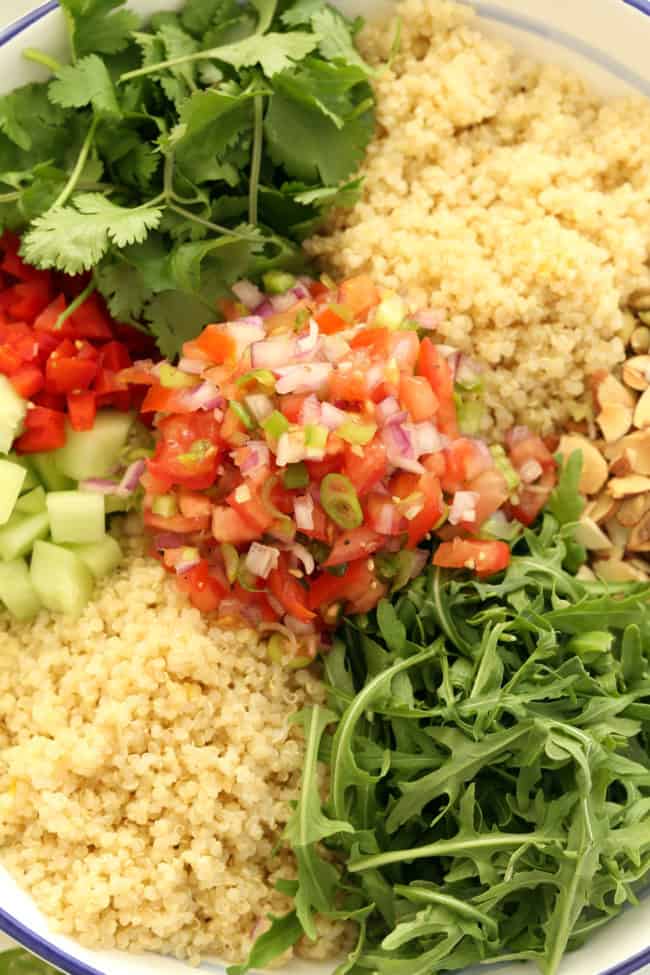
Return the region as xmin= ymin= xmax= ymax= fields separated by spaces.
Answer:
xmin=30 ymin=540 xmax=94 ymax=617
xmin=0 ymin=459 xmax=26 ymax=525
xmin=65 ymin=536 xmax=122 ymax=579
xmin=54 ymin=411 xmax=134 ymax=480
xmin=0 ymin=511 xmax=49 ymax=562
xmin=14 ymin=486 xmax=47 ymax=514
xmin=46 ymin=491 xmax=105 ymax=544
xmin=30 ymin=452 xmax=75 ymax=491
xmin=0 ymin=375 xmax=26 ymax=454
xmin=0 ymin=557 xmax=43 ymax=621
xmin=6 ymin=452 xmax=39 ymax=492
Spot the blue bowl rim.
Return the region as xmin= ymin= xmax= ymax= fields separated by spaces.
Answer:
xmin=0 ymin=0 xmax=650 ymax=973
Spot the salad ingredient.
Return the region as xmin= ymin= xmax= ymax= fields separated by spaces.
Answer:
xmin=241 ymin=466 xmax=650 ymax=975
xmin=53 ymin=411 xmax=134 ymax=480
xmin=0 ymin=543 xmax=347 ymax=963
xmin=126 ymin=275 xmax=547 ymax=638
xmin=0 ymin=948 xmax=59 ymax=974
xmin=30 ymin=540 xmax=95 ymax=616
xmin=307 ymin=0 xmax=650 ymax=437
xmin=0 ymin=558 xmax=42 ymax=622
xmin=0 ymin=375 xmax=26 ymax=454
xmin=46 ymin=491 xmax=106 ymax=545
xmin=1 ymin=0 xmax=376 ymax=358
xmin=0 ymin=459 xmax=26 ymax=524
xmin=66 ymin=535 xmax=123 ymax=579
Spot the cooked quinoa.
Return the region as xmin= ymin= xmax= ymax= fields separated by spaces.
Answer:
xmin=306 ymin=0 xmax=650 ymax=436
xmin=0 ymin=538 xmax=345 ymax=964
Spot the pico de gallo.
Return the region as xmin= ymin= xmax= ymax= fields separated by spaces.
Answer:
xmin=120 ymin=272 xmax=558 ymax=659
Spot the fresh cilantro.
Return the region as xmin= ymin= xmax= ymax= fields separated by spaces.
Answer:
xmin=281 ymin=0 xmax=323 ymax=27
xmin=311 ymin=7 xmax=373 ymax=74
xmin=49 ymin=55 xmax=121 ymax=116
xmin=59 ymin=0 xmax=140 ymax=57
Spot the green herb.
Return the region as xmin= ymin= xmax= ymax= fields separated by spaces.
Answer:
xmin=238 ymin=462 xmax=650 ymax=975
xmin=230 ymin=400 xmax=256 ymax=429
xmin=0 ymin=948 xmax=60 ymax=975
xmin=0 ymin=0 xmax=376 ymax=358
xmin=320 ymin=473 xmax=362 ymax=530
xmin=283 ymin=461 xmax=309 ymax=488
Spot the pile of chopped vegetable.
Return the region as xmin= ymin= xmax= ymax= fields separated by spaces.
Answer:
xmin=0 ymin=0 xmax=377 ymax=358
xmin=233 ymin=458 xmax=650 ymax=975
xmin=120 ymin=272 xmax=559 ymax=655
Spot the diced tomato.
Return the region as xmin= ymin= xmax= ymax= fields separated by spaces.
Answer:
xmin=465 ymin=468 xmax=510 ymax=530
xmin=148 ymin=413 xmax=221 ymax=489
xmin=119 ymin=366 xmax=158 ymax=386
xmin=1 ymin=238 xmax=50 ymax=284
xmin=7 ymin=279 xmax=51 ymax=320
xmin=184 ymin=560 xmax=227 ymax=613
xmin=67 ymin=390 xmax=97 ymax=431
xmin=281 ymin=393 xmax=309 ymax=423
xmin=400 ymin=374 xmax=438 ymax=422
xmin=441 ymin=438 xmax=492 ymax=494
xmin=299 ymin=502 xmax=332 ymax=543
xmin=14 ymin=405 xmax=66 ymax=453
xmin=264 ymin=299 xmax=312 ymax=333
xmin=211 ymin=505 xmax=259 ymax=543
xmin=344 ymin=438 xmax=388 ymax=496
xmin=268 ymin=552 xmax=315 ymax=622
xmin=217 ymin=298 xmax=243 ymax=321
xmin=45 ymin=355 xmax=97 ymax=394
xmin=307 ymin=559 xmax=382 ymax=615
xmin=339 ymin=275 xmax=379 ymax=320
xmin=329 ymin=369 xmax=368 ymax=403
xmin=33 ymin=294 xmax=71 ymax=336
xmin=195 ymin=325 xmax=237 ymax=364
xmin=417 ymin=339 xmax=458 ymax=437
xmin=508 ymin=433 xmax=557 ymax=526
xmin=33 ymin=390 xmax=66 ymax=412
xmin=220 ymin=404 xmax=248 ymax=446
xmin=141 ymin=384 xmax=183 ymax=413
xmin=99 ymin=341 xmax=131 ymax=371
xmin=0 ymin=345 xmax=22 ymax=375
xmin=181 ymin=338 xmax=212 ymax=363
xmin=433 ymin=538 xmax=510 ymax=577
xmin=405 ymin=472 xmax=444 ymax=548
xmin=422 ymin=452 xmax=447 ymax=478
xmin=316 ymin=306 xmax=349 ymax=335
xmin=323 ymin=527 xmax=385 ymax=567
xmin=308 ymin=280 xmax=330 ymax=300
xmin=227 ymin=484 xmax=274 ymax=533
xmin=178 ymin=490 xmax=213 ymax=520
xmin=67 ymin=292 xmax=113 ymax=340
xmin=144 ymin=509 xmax=211 ymax=534
xmin=10 ymin=365 xmax=44 ymax=399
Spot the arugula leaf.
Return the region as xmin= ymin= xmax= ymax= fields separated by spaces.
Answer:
xmin=49 ymin=55 xmax=121 ymax=116
xmin=226 ymin=911 xmax=303 ymax=975
xmin=548 ymin=450 xmax=585 ymax=525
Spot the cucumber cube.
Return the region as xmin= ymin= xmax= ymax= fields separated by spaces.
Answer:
xmin=0 ymin=557 xmax=42 ymax=621
xmin=30 ymin=540 xmax=94 ymax=617
xmin=6 ymin=452 xmax=39 ymax=492
xmin=30 ymin=452 xmax=74 ymax=491
xmin=54 ymin=411 xmax=134 ymax=480
xmin=46 ymin=491 xmax=105 ymax=545
xmin=0 ymin=375 xmax=26 ymax=454
xmin=65 ymin=536 xmax=122 ymax=579
xmin=0 ymin=459 xmax=27 ymax=525
xmin=14 ymin=486 xmax=47 ymax=514
xmin=0 ymin=511 xmax=49 ymax=562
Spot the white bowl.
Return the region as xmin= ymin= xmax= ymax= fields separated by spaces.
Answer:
xmin=1 ymin=1 xmax=650 ymax=974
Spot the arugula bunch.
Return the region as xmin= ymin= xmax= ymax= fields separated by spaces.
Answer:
xmin=0 ymin=0 xmax=375 ymax=356
xmin=235 ymin=471 xmax=650 ymax=974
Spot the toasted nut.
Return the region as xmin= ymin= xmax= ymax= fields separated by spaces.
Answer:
xmin=630 ymin=326 xmax=650 ymax=354
xmin=574 ymin=516 xmax=613 ymax=551
xmin=629 ymin=289 xmax=650 ymax=313
xmin=640 ymin=310 xmax=650 ymax=327
xmin=585 ymin=492 xmax=619 ymax=524
xmin=594 ymin=374 xmax=636 ymax=410
xmin=608 ymin=474 xmax=650 ymax=498
xmin=634 ymin=387 xmax=650 ymax=429
xmin=609 ymin=449 xmax=634 ymax=476
xmin=621 ymin=310 xmax=638 ymax=345
xmin=628 ymin=512 xmax=650 ymax=552
xmin=622 ymin=355 xmax=650 ymax=392
xmin=616 ymin=493 xmax=650 ymax=527
xmin=605 ymin=429 xmax=650 ymax=471
xmin=627 ymin=557 xmax=650 ymax=573
xmin=596 ymin=402 xmax=633 ymax=442
xmin=593 ymin=558 xmax=648 ymax=583
xmin=605 ymin=518 xmax=630 ymax=550
xmin=576 ymin=565 xmax=597 ymax=581
xmin=558 ymin=434 xmax=608 ymax=495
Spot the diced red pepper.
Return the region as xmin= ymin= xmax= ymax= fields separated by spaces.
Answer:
xmin=14 ymin=405 xmax=66 ymax=453
xmin=67 ymin=390 xmax=97 ymax=431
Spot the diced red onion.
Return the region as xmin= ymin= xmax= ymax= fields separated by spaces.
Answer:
xmin=276 ymin=431 xmax=307 ymax=467
xmin=295 ymin=319 xmax=320 ymax=359
xmin=409 ymin=549 xmax=429 ymax=580
xmin=245 ymin=542 xmax=279 ymax=579
xmin=133 ymin=358 xmax=155 ymax=370
xmin=385 ymin=410 xmax=409 ymax=427
xmin=506 ymin=426 xmax=532 ymax=449
xmin=520 ymin=459 xmax=543 ymax=483
xmin=375 ymin=396 xmax=401 ymax=425
xmin=287 ymin=542 xmax=315 ymax=576
xmin=251 ymin=336 xmax=296 ymax=369
xmin=117 ymin=459 xmax=146 ymax=496
xmin=414 ymin=308 xmax=445 ymax=329
xmin=178 ymin=381 xmax=223 ymax=412
xmin=267 ymin=594 xmax=285 ymax=616
xmin=79 ymin=478 xmax=119 ymax=494
xmin=238 ymin=441 xmax=270 ymax=476
xmin=294 ymin=494 xmax=314 ymax=531
xmin=366 ymin=364 xmax=384 ymax=391
xmin=225 ymin=320 xmax=266 ymax=351
xmin=292 ymin=282 xmax=311 ymax=301
xmin=374 ymin=501 xmax=398 ymax=535
xmin=411 ymin=421 xmax=443 ymax=456
xmin=456 ymin=354 xmax=483 ymax=387
xmin=320 ymin=402 xmax=348 ymax=430
xmin=393 ymin=334 xmax=417 ymax=368
xmin=154 ymin=533 xmax=186 ymax=550
xmin=245 ymin=393 xmax=274 ymax=422
xmin=449 ymin=490 xmax=479 ymax=526
xmin=270 ymin=291 xmax=298 ymax=313
xmin=322 ymin=335 xmax=350 ymax=362
xmin=232 ymin=279 xmax=264 ymax=309
xmin=285 ymin=615 xmax=316 ymax=635
xmin=382 ymin=423 xmax=425 ymax=474
xmin=253 ymin=299 xmax=274 ymax=318
xmin=176 ymin=555 xmax=201 ymax=575
xmin=299 ymin=394 xmax=322 ymax=426
xmin=275 ymin=363 xmax=332 ymax=395
xmin=177 ymin=356 xmax=206 ymax=375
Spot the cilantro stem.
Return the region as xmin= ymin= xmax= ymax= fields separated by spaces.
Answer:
xmin=54 ymin=279 xmax=95 ymax=330
xmin=0 ymin=191 xmax=20 ymax=203
xmin=168 ymin=203 xmax=264 ymax=244
xmin=248 ymin=95 xmax=264 ymax=227
xmin=22 ymin=48 xmax=62 ymax=74
xmin=51 ymin=117 xmax=98 ymax=210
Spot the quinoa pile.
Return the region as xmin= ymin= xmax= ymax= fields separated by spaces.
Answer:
xmin=0 ymin=538 xmax=344 ymax=964
xmin=306 ymin=0 xmax=650 ymax=436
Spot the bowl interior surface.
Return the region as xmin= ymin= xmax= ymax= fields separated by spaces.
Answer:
xmin=1 ymin=1 xmax=650 ymax=974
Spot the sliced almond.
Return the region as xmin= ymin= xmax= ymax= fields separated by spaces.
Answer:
xmin=628 ymin=512 xmax=650 ymax=552
xmin=595 ymin=373 xmax=636 ymax=410
xmin=608 ymin=474 xmax=650 ymax=499
xmin=604 ymin=429 xmax=650 ymax=470
xmin=609 ymin=449 xmax=634 ymax=476
xmin=574 ymin=516 xmax=613 ymax=551
xmin=558 ymin=434 xmax=608 ymax=495
xmin=604 ymin=518 xmax=630 ymax=550
xmin=627 ymin=556 xmax=650 ymax=574
xmin=622 ymin=355 xmax=650 ymax=392
xmin=593 ymin=558 xmax=648 ymax=583
xmin=630 ymin=326 xmax=650 ymax=354
xmin=576 ymin=565 xmax=597 ymax=582
xmin=629 ymin=288 xmax=650 ymax=313
xmin=633 ymin=387 xmax=650 ymax=429
xmin=585 ymin=492 xmax=619 ymax=524
xmin=596 ymin=402 xmax=633 ymax=442
xmin=616 ymin=493 xmax=650 ymax=527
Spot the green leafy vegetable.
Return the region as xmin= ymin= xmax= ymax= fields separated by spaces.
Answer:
xmin=1 ymin=0 xmax=376 ymax=358
xmin=241 ymin=475 xmax=650 ymax=974
xmin=0 ymin=948 xmax=60 ymax=975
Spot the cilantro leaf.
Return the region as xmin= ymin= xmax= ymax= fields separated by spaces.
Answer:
xmin=93 ymin=258 xmax=152 ymax=322
xmin=281 ymin=0 xmax=323 ymax=27
xmin=311 ymin=7 xmax=373 ymax=74
xmin=22 ymin=194 xmax=163 ymax=273
xmin=165 ymin=88 xmax=255 ymax=185
xmin=143 ymin=289 xmax=215 ymax=358
xmin=211 ymin=31 xmax=318 ymax=76
xmin=59 ymin=0 xmax=140 ymax=57
xmin=49 ymin=55 xmax=121 ymax=116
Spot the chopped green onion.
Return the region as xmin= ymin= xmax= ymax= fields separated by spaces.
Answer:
xmin=295 ymin=308 xmax=310 ymax=328
xmin=374 ymin=293 xmax=407 ymax=329
xmin=304 ymin=424 xmax=328 ymax=453
xmin=337 ymin=420 xmax=377 ymax=445
xmin=454 ymin=389 xmax=484 ymax=435
xmin=287 ymin=655 xmax=313 ymax=670
xmin=267 ymin=633 xmax=288 ymax=662
xmin=235 ymin=369 xmax=276 ymax=390
xmin=237 ymin=563 xmax=265 ymax=592
xmin=262 ymin=410 xmax=290 ymax=440
xmin=220 ymin=543 xmax=239 ymax=584
xmin=490 ymin=444 xmax=520 ymax=493
xmin=178 ymin=439 xmax=215 ymax=467
xmin=320 ymin=473 xmax=363 ymax=530
xmin=230 ymin=401 xmax=256 ymax=430
xmin=152 ymin=494 xmax=178 ymax=518
xmin=329 ymin=302 xmax=353 ymax=323
xmin=263 ymin=271 xmax=296 ymax=294
xmin=159 ymin=363 xmax=198 ymax=389
xmin=181 ymin=546 xmax=199 ymax=562
xmin=283 ymin=462 xmax=309 ymax=489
